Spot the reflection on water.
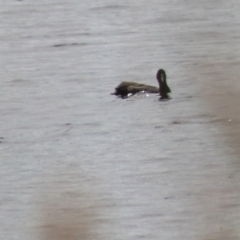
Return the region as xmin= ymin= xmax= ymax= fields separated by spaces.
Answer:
xmin=1 ymin=0 xmax=240 ymax=240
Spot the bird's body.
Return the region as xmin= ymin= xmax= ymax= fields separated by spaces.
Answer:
xmin=112 ymin=82 xmax=159 ymax=98
xmin=112 ymin=69 xmax=171 ymax=99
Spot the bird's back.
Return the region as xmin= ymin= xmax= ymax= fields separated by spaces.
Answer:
xmin=114 ymin=81 xmax=159 ymax=97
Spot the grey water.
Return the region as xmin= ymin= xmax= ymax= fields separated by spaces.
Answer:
xmin=1 ymin=1 xmax=240 ymax=239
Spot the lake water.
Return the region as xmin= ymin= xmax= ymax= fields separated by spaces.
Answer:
xmin=1 ymin=1 xmax=240 ymax=240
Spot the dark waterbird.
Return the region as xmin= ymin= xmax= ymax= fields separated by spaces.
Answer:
xmin=112 ymin=69 xmax=171 ymax=99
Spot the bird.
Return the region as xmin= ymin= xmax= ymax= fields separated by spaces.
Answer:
xmin=112 ymin=69 xmax=171 ymax=100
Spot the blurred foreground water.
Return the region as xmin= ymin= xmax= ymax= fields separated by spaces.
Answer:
xmin=1 ymin=0 xmax=240 ymax=239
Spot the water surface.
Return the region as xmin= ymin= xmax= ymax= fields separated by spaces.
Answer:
xmin=1 ymin=1 xmax=240 ymax=239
